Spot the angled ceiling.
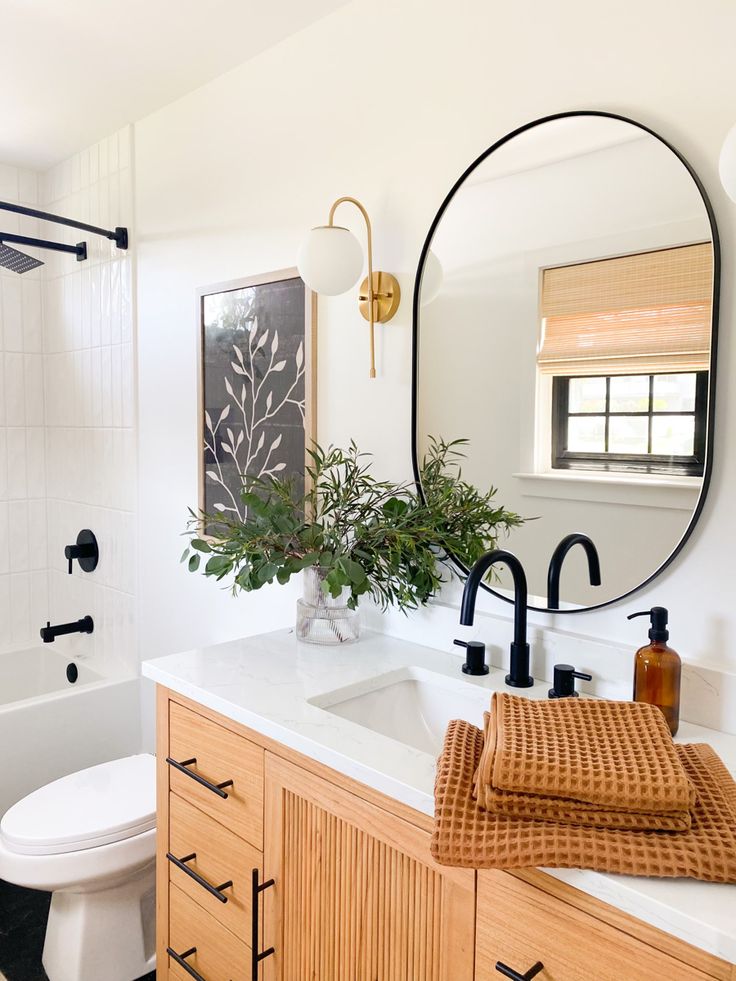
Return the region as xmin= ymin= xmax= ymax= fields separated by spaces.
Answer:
xmin=0 ymin=0 xmax=350 ymax=170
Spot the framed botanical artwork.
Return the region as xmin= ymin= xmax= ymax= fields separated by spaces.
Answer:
xmin=197 ymin=268 xmax=317 ymax=530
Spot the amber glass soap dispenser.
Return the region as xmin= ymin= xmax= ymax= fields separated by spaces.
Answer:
xmin=627 ymin=607 xmax=681 ymax=735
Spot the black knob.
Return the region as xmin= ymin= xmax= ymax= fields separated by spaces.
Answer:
xmin=453 ymin=639 xmax=489 ymax=676
xmin=548 ymin=663 xmax=592 ymax=698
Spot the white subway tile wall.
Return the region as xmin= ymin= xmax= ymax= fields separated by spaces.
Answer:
xmin=0 ymin=127 xmax=136 ymax=676
xmin=0 ymin=163 xmax=49 ymax=649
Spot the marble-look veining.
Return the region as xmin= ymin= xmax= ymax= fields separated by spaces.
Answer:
xmin=142 ymin=628 xmax=736 ymax=965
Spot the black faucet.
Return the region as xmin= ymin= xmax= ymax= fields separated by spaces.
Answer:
xmin=40 ymin=616 xmax=94 ymax=644
xmin=546 ymin=533 xmax=601 ymax=610
xmin=459 ymin=548 xmax=533 ymax=688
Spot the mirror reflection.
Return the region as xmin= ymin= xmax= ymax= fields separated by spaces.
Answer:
xmin=415 ymin=114 xmax=717 ymax=611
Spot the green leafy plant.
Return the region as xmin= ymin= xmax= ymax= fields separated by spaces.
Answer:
xmin=182 ymin=438 xmax=523 ymax=612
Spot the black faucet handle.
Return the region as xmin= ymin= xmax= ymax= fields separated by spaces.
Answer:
xmin=64 ymin=529 xmax=99 ymax=575
xmin=453 ymin=638 xmax=489 ymax=676
xmin=548 ymin=663 xmax=592 ymax=699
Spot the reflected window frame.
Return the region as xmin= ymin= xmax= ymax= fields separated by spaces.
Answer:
xmin=551 ymin=371 xmax=708 ymax=476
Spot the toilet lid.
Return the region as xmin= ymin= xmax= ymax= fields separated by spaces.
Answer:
xmin=1 ymin=755 xmax=156 ymax=855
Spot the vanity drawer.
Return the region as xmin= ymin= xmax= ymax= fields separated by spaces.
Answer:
xmin=168 ymin=883 xmax=249 ymax=981
xmin=168 ymin=700 xmax=264 ymax=848
xmin=168 ymin=792 xmax=262 ymax=945
xmin=475 ymin=870 xmax=716 ymax=981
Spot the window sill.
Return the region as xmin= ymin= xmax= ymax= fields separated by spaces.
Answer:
xmin=512 ymin=471 xmax=701 ymax=511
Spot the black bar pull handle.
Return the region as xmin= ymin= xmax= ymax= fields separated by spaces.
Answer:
xmin=166 ymin=852 xmax=233 ymax=904
xmin=251 ymin=867 xmax=275 ymax=980
xmin=167 ymin=946 xmax=208 ymax=981
xmin=496 ymin=960 xmax=544 ymax=980
xmin=166 ymin=756 xmax=234 ymax=798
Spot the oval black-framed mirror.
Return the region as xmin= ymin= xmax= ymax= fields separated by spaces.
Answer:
xmin=412 ymin=111 xmax=720 ymax=613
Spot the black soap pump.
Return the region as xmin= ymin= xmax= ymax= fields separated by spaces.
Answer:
xmin=628 ymin=607 xmax=681 ymax=736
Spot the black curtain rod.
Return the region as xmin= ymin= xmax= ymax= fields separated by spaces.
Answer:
xmin=0 ymin=200 xmax=128 ymax=249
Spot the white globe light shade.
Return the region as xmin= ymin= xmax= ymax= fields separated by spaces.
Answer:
xmin=719 ymin=123 xmax=736 ymax=203
xmin=297 ymin=225 xmax=364 ymax=295
xmin=420 ymin=249 xmax=444 ymax=305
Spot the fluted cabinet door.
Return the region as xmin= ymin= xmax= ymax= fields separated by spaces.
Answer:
xmin=262 ymin=754 xmax=475 ymax=981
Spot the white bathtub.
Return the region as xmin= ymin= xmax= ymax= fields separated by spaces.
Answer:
xmin=0 ymin=646 xmax=142 ymax=816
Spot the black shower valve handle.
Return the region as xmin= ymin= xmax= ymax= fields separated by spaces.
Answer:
xmin=64 ymin=529 xmax=99 ymax=575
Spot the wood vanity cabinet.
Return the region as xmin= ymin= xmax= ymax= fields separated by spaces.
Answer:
xmin=262 ymin=752 xmax=475 ymax=981
xmin=156 ymin=688 xmax=735 ymax=981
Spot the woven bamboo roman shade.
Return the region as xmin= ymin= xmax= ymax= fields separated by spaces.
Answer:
xmin=537 ymin=243 xmax=713 ymax=376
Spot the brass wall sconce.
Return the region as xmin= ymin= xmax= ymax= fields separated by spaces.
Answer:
xmin=297 ymin=197 xmax=400 ymax=378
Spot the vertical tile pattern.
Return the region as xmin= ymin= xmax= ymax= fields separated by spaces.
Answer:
xmin=0 ymin=128 xmax=136 ymax=677
xmin=41 ymin=126 xmax=136 ymax=677
xmin=0 ymin=164 xmax=49 ymax=650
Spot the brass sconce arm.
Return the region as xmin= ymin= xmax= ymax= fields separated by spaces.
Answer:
xmin=326 ymin=197 xmax=400 ymax=378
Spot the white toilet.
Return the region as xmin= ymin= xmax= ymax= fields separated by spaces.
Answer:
xmin=0 ymin=754 xmax=157 ymax=981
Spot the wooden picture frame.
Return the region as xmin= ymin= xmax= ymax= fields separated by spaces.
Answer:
xmin=196 ymin=268 xmax=317 ymax=533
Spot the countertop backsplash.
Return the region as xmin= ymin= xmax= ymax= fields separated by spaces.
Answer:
xmin=361 ymin=600 xmax=736 ymax=735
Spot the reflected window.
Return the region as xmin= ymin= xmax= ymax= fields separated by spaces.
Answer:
xmin=552 ymin=372 xmax=707 ymax=475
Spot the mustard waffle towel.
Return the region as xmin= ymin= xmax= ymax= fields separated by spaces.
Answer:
xmin=475 ymin=694 xmax=695 ymax=831
xmin=433 ymin=719 xmax=736 ymax=882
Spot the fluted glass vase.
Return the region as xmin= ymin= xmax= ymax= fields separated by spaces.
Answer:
xmin=296 ymin=567 xmax=360 ymax=646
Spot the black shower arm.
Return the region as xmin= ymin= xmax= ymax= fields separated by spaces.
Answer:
xmin=0 ymin=200 xmax=128 ymax=249
xmin=0 ymin=231 xmax=87 ymax=261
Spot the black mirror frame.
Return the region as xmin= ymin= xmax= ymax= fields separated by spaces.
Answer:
xmin=411 ymin=110 xmax=721 ymax=614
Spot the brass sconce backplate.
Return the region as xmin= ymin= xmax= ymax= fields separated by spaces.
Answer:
xmin=358 ymin=272 xmax=401 ymax=324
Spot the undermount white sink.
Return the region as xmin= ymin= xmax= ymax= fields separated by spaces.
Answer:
xmin=310 ymin=667 xmax=491 ymax=755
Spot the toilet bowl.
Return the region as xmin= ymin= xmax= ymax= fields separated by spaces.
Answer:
xmin=0 ymin=754 xmax=157 ymax=981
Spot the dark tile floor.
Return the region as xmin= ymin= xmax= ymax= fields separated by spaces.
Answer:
xmin=0 ymin=880 xmax=155 ymax=981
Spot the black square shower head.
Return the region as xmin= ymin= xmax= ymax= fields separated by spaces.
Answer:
xmin=0 ymin=242 xmax=44 ymax=273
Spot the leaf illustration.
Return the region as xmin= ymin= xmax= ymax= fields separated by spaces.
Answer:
xmin=205 ymin=410 xmax=213 ymax=431
xmin=224 ymin=377 xmax=235 ymax=399
xmin=270 ymin=433 xmax=282 ymax=451
xmin=256 ymin=431 xmax=265 ymax=453
xmin=205 ymin=470 xmax=220 ymax=481
xmin=221 ymin=440 xmax=233 ymax=456
xmin=295 ymin=342 xmax=303 ymax=371
xmin=233 ymin=345 xmax=244 ymax=365
xmin=272 ymin=462 xmax=286 ymax=472
xmin=231 ymin=362 xmax=245 ymax=376
xmin=254 ymin=330 xmax=269 ymax=353
xmin=265 ymin=391 xmax=273 ymax=413
xmin=219 ymin=405 xmax=231 ymax=422
xmin=227 ymin=428 xmax=235 ymax=445
xmin=271 ymin=331 xmax=279 ymax=355
xmin=272 ymin=359 xmax=286 ymax=372
xmin=213 ymin=502 xmax=226 ymax=512
xmin=236 ymin=431 xmax=244 ymax=449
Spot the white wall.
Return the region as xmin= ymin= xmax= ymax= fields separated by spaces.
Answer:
xmin=0 ymin=164 xmax=48 ymax=650
xmin=134 ymin=0 xmax=736 ymax=671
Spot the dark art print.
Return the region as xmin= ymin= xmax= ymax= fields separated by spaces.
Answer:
xmin=200 ymin=273 xmax=314 ymax=524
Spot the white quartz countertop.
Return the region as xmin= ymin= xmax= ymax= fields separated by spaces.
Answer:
xmin=142 ymin=628 xmax=736 ymax=965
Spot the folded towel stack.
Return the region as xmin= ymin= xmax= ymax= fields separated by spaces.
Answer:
xmin=474 ymin=694 xmax=696 ymax=832
xmin=432 ymin=693 xmax=736 ymax=881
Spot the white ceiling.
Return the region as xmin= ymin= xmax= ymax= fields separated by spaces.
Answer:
xmin=0 ymin=0 xmax=350 ymax=170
